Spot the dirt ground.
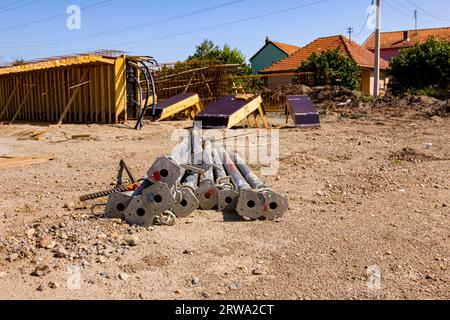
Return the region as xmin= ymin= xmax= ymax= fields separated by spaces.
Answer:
xmin=0 ymin=111 xmax=448 ymax=300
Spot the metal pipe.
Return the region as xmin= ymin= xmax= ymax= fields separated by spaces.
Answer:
xmin=233 ymin=153 xmax=266 ymax=190
xmin=212 ymin=148 xmax=227 ymax=182
xmin=183 ymin=172 xmax=199 ymax=191
xmin=192 ymin=128 xmax=203 ymax=165
xmin=172 ymin=173 xmax=199 ymax=218
xmin=202 ymin=140 xmax=215 ymax=182
xmin=217 ymin=147 xmax=251 ymax=192
xmin=213 ymin=147 xmax=239 ymax=212
xmin=232 ymin=152 xmax=289 ymax=221
xmin=171 ymin=130 xmax=200 ymax=218
xmin=195 ymin=139 xmax=219 ymax=210
xmin=147 ymin=134 xmax=188 ymax=187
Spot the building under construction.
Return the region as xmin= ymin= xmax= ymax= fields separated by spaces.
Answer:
xmin=0 ymin=51 xmax=240 ymax=125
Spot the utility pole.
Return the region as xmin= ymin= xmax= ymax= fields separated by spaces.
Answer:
xmin=347 ymin=27 xmax=354 ymax=42
xmin=373 ymin=0 xmax=381 ymax=97
xmin=414 ymin=10 xmax=418 ymax=30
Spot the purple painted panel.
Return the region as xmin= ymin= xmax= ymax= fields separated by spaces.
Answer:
xmin=196 ymin=95 xmax=259 ymax=116
xmin=286 ymin=95 xmax=320 ymax=128
xmin=195 ymin=95 xmax=260 ymax=129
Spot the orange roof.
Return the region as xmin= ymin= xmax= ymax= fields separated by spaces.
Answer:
xmin=261 ymin=35 xmax=388 ymax=73
xmin=363 ymin=27 xmax=450 ymax=50
xmin=271 ymin=41 xmax=301 ymax=55
xmin=250 ymin=39 xmax=301 ymax=61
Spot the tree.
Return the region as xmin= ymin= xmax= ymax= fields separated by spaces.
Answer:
xmin=299 ymin=48 xmax=360 ymax=89
xmin=187 ymin=39 xmax=251 ymax=74
xmin=389 ymin=38 xmax=450 ymax=91
xmin=12 ymin=59 xmax=25 ymax=66
xmin=187 ymin=39 xmax=221 ymax=61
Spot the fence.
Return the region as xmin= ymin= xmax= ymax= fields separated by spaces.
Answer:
xmin=150 ymin=60 xmax=240 ymax=109
xmin=233 ymin=72 xmax=315 ymax=111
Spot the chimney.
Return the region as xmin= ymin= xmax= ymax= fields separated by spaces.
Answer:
xmin=265 ymin=36 xmax=270 ymax=44
xmin=403 ymin=31 xmax=410 ymax=42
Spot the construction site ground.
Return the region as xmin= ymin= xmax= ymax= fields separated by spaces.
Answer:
xmin=0 ymin=110 xmax=449 ymax=300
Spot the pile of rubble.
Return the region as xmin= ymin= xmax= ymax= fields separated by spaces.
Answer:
xmin=261 ymin=84 xmax=357 ymax=104
xmin=82 ymin=129 xmax=289 ymax=227
xmin=261 ymin=84 xmax=449 ymax=118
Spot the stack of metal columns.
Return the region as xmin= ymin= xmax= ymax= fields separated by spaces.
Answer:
xmin=89 ymin=131 xmax=289 ymax=226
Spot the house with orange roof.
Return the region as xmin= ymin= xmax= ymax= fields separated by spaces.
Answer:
xmin=260 ymin=35 xmax=390 ymax=96
xmin=363 ymin=27 xmax=450 ymax=61
xmin=250 ymin=37 xmax=301 ymax=74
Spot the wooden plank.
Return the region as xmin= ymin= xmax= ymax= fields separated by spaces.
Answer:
xmin=89 ymin=68 xmax=95 ymax=123
xmin=51 ymin=71 xmax=57 ymax=121
xmin=100 ymin=66 xmax=106 ymax=123
xmin=36 ymin=73 xmax=42 ymax=120
xmin=10 ymin=74 xmax=41 ymax=124
xmin=95 ymin=67 xmax=100 ymax=123
xmin=158 ymin=94 xmax=201 ymax=121
xmin=114 ymin=56 xmax=127 ymax=123
xmin=55 ymin=70 xmax=65 ymax=122
xmin=0 ymin=154 xmax=56 ymax=170
xmin=17 ymin=129 xmax=48 ymax=141
xmin=0 ymin=55 xmax=115 ymax=75
xmin=227 ymin=96 xmax=263 ymax=129
xmin=25 ymin=74 xmax=31 ymax=120
xmin=76 ymin=68 xmax=82 ymax=123
xmin=83 ymin=69 xmax=89 ymax=123
xmin=44 ymin=72 xmax=50 ymax=121
xmin=57 ymin=68 xmax=89 ymax=126
xmin=107 ymin=66 xmax=112 ymax=123
xmin=253 ymin=113 xmax=262 ymax=129
xmin=59 ymin=70 xmax=65 ymax=123
xmin=0 ymin=77 xmax=20 ymax=120
xmin=195 ymin=102 xmax=203 ymax=113
xmin=258 ymin=105 xmax=269 ymax=129
xmin=247 ymin=115 xmax=255 ymax=128
xmin=31 ymin=73 xmax=36 ymax=120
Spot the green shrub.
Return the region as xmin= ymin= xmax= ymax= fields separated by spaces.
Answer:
xmin=187 ymin=39 xmax=251 ymax=74
xmin=360 ymin=95 xmax=374 ymax=103
xmin=389 ymin=38 xmax=450 ymax=91
xmin=299 ymin=48 xmax=360 ymax=89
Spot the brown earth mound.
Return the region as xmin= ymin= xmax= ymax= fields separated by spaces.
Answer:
xmin=389 ymin=147 xmax=444 ymax=163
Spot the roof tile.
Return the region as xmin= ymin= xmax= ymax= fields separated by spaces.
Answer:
xmin=261 ymin=35 xmax=388 ymax=73
xmin=363 ymin=27 xmax=450 ymax=50
xmin=271 ymin=41 xmax=301 ymax=55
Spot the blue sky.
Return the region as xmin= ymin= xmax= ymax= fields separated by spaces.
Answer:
xmin=0 ymin=0 xmax=449 ymax=64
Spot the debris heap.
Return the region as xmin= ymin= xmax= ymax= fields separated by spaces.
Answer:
xmin=81 ymin=130 xmax=289 ymax=226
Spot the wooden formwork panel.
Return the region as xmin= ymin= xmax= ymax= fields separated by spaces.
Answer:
xmin=0 ymin=57 xmax=127 ymax=125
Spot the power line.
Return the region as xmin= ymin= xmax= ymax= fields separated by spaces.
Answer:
xmin=0 ymin=0 xmax=246 ymax=48
xmin=0 ymin=0 xmax=114 ymax=32
xmin=354 ymin=0 xmax=375 ymax=38
xmin=0 ymin=0 xmax=27 ymax=11
xmin=1 ymin=0 xmax=331 ymax=58
xmin=385 ymin=0 xmax=439 ymax=24
xmin=391 ymin=0 xmax=449 ymax=21
xmin=385 ymin=0 xmax=414 ymax=18
xmin=406 ymin=0 xmax=450 ymax=18
xmin=390 ymin=0 xmax=414 ymax=12
xmin=385 ymin=0 xmax=434 ymax=23
xmin=0 ymin=0 xmax=40 ymax=15
xmin=102 ymin=0 xmax=331 ymax=50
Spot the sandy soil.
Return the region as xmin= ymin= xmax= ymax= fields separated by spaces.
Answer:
xmin=0 ymin=113 xmax=448 ymax=300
